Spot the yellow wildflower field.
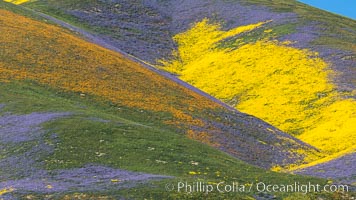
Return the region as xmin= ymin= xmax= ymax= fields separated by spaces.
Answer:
xmin=3 ymin=0 xmax=30 ymax=5
xmin=160 ymin=19 xmax=356 ymax=168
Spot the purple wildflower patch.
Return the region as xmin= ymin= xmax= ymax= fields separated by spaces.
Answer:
xmin=319 ymin=48 xmax=356 ymax=94
xmin=0 ymin=165 xmax=170 ymax=193
xmin=192 ymin=111 xmax=316 ymax=169
xmin=279 ymin=23 xmax=321 ymax=48
xmin=0 ymin=112 xmax=71 ymax=180
xmin=0 ymin=142 xmax=52 ymax=180
xmin=0 ymin=111 xmax=170 ymax=196
xmin=295 ymin=153 xmax=356 ymax=185
xmin=279 ymin=22 xmax=356 ymax=95
xmin=0 ymin=112 xmax=71 ymax=143
xmin=58 ymin=0 xmax=298 ymax=63
xmin=163 ymin=0 xmax=297 ymax=33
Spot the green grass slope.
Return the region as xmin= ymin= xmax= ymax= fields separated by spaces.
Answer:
xmin=0 ymin=3 xmax=341 ymax=199
xmin=0 ymin=82 xmax=339 ymax=200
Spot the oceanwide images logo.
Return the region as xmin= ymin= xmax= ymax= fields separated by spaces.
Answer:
xmin=165 ymin=181 xmax=349 ymax=194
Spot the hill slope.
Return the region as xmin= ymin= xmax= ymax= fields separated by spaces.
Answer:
xmin=0 ymin=4 xmax=318 ymax=169
xmin=15 ymin=0 xmax=356 ymax=170
xmin=0 ymin=3 xmax=336 ymax=198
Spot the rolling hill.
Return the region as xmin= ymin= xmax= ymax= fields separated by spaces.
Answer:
xmin=15 ymin=0 xmax=355 ymax=174
xmin=0 ymin=1 xmax=335 ymax=199
xmin=1 ymin=0 xmax=355 ymax=199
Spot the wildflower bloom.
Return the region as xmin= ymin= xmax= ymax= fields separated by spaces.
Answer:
xmin=160 ymin=19 xmax=356 ymax=167
xmin=0 ymin=187 xmax=14 ymax=196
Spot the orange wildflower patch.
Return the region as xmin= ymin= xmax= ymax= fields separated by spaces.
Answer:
xmin=0 ymin=9 xmax=220 ymax=142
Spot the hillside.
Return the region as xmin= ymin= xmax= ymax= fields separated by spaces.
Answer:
xmin=0 ymin=1 xmax=319 ymax=168
xmin=0 ymin=2 xmax=340 ymax=199
xmin=14 ymin=0 xmax=356 ymax=170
